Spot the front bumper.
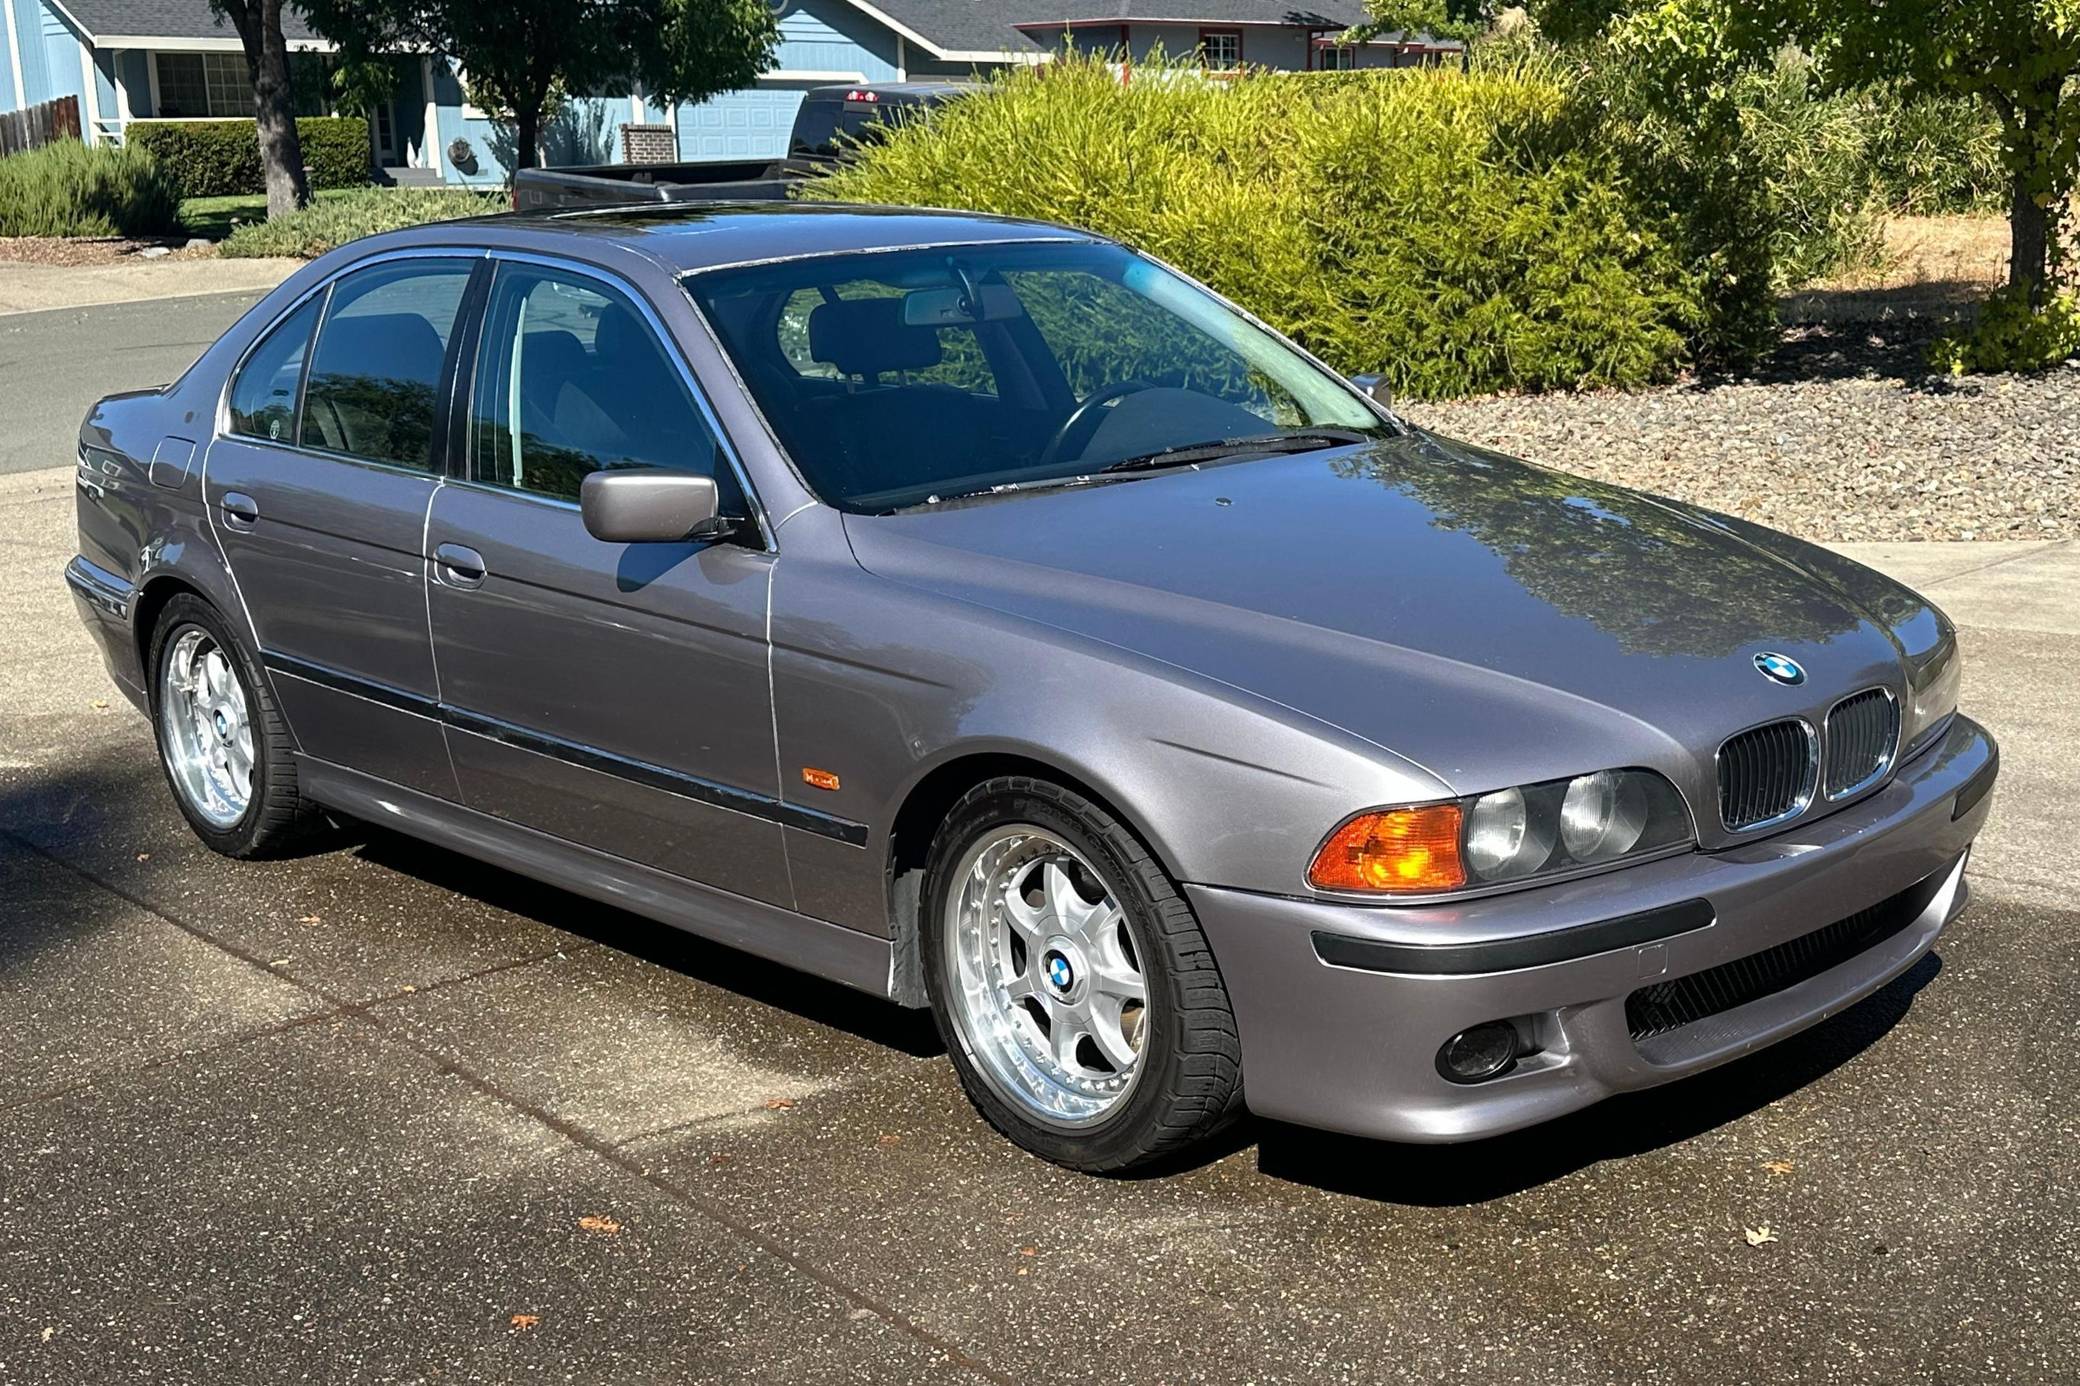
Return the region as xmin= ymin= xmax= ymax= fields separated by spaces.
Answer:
xmin=1189 ymin=715 xmax=1998 ymax=1143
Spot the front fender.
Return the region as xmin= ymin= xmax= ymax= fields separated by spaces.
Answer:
xmin=768 ymin=508 xmax=1448 ymax=942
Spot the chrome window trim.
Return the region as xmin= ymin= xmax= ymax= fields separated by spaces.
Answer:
xmin=1714 ymin=715 xmax=1820 ymax=835
xmin=458 ymin=249 xmax=776 ymax=552
xmin=1821 ymin=685 xmax=1900 ymax=803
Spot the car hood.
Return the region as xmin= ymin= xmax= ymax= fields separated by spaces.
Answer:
xmin=841 ymin=433 xmax=1933 ymax=835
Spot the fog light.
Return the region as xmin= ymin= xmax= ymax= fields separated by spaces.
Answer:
xmin=1435 ymin=1021 xmax=1519 ymax=1084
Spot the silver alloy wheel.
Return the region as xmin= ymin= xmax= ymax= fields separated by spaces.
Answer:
xmin=158 ymin=627 xmax=254 ymax=829
xmin=944 ymin=826 xmax=1148 ymax=1127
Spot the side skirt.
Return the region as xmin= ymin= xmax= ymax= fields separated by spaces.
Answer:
xmin=298 ymin=756 xmax=901 ymax=1002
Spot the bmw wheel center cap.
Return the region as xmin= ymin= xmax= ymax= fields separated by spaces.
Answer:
xmin=1753 ymin=651 xmax=1806 ymax=686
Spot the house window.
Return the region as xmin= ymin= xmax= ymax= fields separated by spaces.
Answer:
xmin=154 ymin=52 xmax=252 ymax=119
xmin=1200 ymin=31 xmax=1242 ymax=70
xmin=1318 ymin=43 xmax=1355 ymax=71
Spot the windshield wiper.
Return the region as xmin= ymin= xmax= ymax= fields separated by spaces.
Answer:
xmin=1097 ymin=428 xmax=1374 ymax=475
xmin=883 ymin=428 xmax=1378 ymax=512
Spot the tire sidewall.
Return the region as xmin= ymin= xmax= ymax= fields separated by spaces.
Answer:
xmin=921 ymin=781 xmax=1186 ymax=1169
xmin=148 ymin=595 xmax=271 ymax=855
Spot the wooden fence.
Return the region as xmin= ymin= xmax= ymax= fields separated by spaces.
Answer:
xmin=0 ymin=96 xmax=83 ymax=158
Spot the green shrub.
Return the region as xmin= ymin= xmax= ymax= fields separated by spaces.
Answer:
xmin=1726 ymin=51 xmax=1887 ymax=288
xmin=814 ymin=56 xmax=1711 ymax=399
xmin=217 ymin=187 xmax=504 ymax=258
xmin=1930 ymin=285 xmax=2080 ymax=373
xmin=130 ymin=116 xmax=370 ymax=199
xmin=0 ymin=140 xmax=179 ymax=237
xmin=1860 ymin=88 xmax=2005 ymax=215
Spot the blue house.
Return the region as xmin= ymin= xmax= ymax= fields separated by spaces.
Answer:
xmin=0 ymin=0 xmax=1454 ymax=183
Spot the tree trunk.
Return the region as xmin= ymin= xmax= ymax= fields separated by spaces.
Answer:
xmin=513 ymin=104 xmax=542 ymax=172
xmin=223 ymin=0 xmax=310 ymax=220
xmin=2009 ymin=178 xmax=2049 ymax=305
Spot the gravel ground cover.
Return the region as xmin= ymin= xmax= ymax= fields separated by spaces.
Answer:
xmin=1403 ymin=319 xmax=2077 ymax=542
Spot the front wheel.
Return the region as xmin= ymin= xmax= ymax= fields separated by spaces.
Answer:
xmin=921 ymin=777 xmax=1243 ymax=1171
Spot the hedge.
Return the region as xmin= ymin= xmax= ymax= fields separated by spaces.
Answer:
xmin=0 ymin=140 xmax=179 ymax=237
xmin=814 ymin=56 xmax=1712 ymax=400
xmin=217 ymin=187 xmax=505 ymax=258
xmin=129 ymin=116 xmax=369 ymax=199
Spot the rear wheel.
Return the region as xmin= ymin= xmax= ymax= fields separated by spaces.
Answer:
xmin=148 ymin=594 xmax=318 ymax=857
xmin=921 ymin=777 xmax=1243 ymax=1171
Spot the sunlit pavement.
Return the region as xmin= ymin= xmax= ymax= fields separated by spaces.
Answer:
xmin=2 ymin=453 xmax=2075 ymax=1383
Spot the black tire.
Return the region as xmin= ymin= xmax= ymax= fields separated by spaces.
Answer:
xmin=920 ymin=776 xmax=1244 ymax=1172
xmin=147 ymin=593 xmax=320 ymax=858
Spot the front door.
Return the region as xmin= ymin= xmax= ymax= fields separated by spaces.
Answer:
xmin=205 ymin=254 xmax=478 ymax=798
xmin=424 ymin=258 xmax=790 ymax=906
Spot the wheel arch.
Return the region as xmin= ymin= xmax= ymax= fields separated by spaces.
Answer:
xmin=131 ymin=574 xmax=215 ymax=698
xmin=882 ymin=747 xmax=1180 ymax=1009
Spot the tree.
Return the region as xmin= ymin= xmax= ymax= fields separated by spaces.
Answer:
xmin=1792 ymin=0 xmax=2079 ymax=305
xmin=210 ymin=0 xmax=310 ymax=219
xmin=1363 ymin=0 xmax=1493 ymax=44
xmin=308 ymin=0 xmax=778 ymax=173
xmin=1604 ymin=0 xmax=2079 ymax=303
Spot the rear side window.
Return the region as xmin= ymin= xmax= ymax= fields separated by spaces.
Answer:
xmin=468 ymin=263 xmax=742 ymax=510
xmin=227 ymin=295 xmax=320 ymax=443
xmin=299 ymin=259 xmax=473 ymax=470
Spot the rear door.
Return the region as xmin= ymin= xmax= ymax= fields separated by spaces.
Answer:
xmin=422 ymin=256 xmax=791 ymax=905
xmin=205 ymin=253 xmax=479 ymax=799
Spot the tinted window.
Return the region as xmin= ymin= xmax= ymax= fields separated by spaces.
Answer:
xmin=299 ymin=260 xmax=472 ymax=470
xmin=687 ymin=241 xmax=1384 ymax=511
xmin=228 ymin=294 xmax=319 ymax=443
xmin=469 ymin=264 xmax=741 ymax=508
xmin=776 ymin=285 xmax=996 ymax=396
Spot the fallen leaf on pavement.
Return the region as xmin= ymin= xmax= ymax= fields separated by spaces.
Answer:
xmin=763 ymin=1097 xmax=795 ymax=1111
xmin=578 ymin=1215 xmax=622 ymax=1235
xmin=509 ymin=1314 xmax=540 ymax=1333
xmin=1744 ymin=1226 xmax=1779 ymax=1247
xmin=1762 ymin=1160 xmax=1795 ymax=1177
xmin=135 ymin=853 xmax=150 ymax=862
xmin=877 ymin=1133 xmax=901 ymax=1147
xmin=298 ymin=915 xmax=322 ymax=925
xmin=90 ymin=700 xmax=108 ymax=710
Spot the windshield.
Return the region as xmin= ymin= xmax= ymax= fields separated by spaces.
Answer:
xmin=684 ymin=241 xmax=1391 ymax=511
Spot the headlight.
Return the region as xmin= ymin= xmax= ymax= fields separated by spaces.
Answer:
xmin=1309 ymin=769 xmax=1692 ymax=895
xmin=1902 ymin=634 xmax=1960 ymax=760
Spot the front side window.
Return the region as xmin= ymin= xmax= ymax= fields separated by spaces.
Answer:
xmin=1201 ymin=31 xmax=1242 ymax=70
xmin=468 ymin=263 xmax=742 ymax=510
xmin=687 ymin=240 xmax=1386 ymax=511
xmin=299 ymin=260 xmax=472 ymax=471
xmin=227 ymin=294 xmax=320 ymax=443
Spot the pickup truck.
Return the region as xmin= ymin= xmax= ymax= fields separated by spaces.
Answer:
xmin=511 ymin=81 xmax=971 ymax=212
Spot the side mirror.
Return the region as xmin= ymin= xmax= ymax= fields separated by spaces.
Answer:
xmin=1349 ymin=373 xmax=1393 ymax=410
xmin=580 ymin=470 xmax=728 ymax=544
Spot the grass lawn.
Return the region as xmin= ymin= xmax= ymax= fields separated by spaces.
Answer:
xmin=178 ymin=189 xmax=359 ymax=241
xmin=181 ymin=186 xmax=503 ymax=255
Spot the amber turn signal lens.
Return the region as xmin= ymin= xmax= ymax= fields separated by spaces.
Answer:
xmin=801 ymin=767 xmax=841 ymax=791
xmin=1309 ymin=804 xmax=1466 ymax=893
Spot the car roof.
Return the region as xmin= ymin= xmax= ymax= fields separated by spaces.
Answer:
xmin=426 ymin=201 xmax=1098 ymax=275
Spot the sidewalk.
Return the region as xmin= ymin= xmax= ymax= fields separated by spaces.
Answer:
xmin=0 ymin=255 xmax=299 ymax=316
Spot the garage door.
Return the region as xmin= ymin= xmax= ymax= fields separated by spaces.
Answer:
xmin=677 ymin=87 xmax=808 ymax=162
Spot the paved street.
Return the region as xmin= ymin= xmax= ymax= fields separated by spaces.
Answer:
xmin=2 ymin=349 xmax=2077 ymax=1376
xmin=0 ymin=292 xmax=265 ymax=477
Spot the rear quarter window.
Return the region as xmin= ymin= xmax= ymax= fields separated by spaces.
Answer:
xmin=227 ymin=294 xmax=321 ymax=443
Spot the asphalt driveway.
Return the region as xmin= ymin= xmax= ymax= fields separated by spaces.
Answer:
xmin=2 ymin=461 xmax=2076 ymax=1375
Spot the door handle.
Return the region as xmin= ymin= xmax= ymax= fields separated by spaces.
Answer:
xmin=219 ymin=491 xmax=259 ymax=528
xmin=434 ymin=542 xmax=487 ymax=588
